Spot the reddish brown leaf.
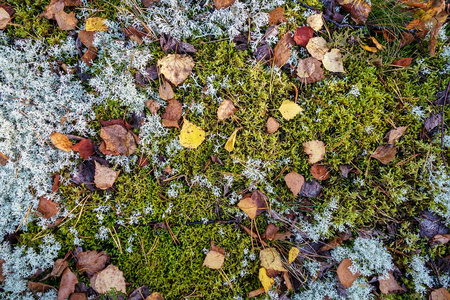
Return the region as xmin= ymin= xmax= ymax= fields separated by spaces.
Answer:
xmin=147 ymin=292 xmax=165 ymax=300
xmin=41 ymin=0 xmax=64 ymax=20
xmin=51 ymin=259 xmax=69 ymax=277
xmin=75 ymin=250 xmax=110 ymax=278
xmin=284 ymin=171 xmax=305 ymax=195
xmin=0 ymin=259 xmax=5 ymax=282
xmin=161 ymin=99 xmax=182 ymax=128
xmin=266 ymin=117 xmax=280 ymax=133
xmin=430 ymin=288 xmax=450 ymax=300
xmin=58 ymin=268 xmax=78 ymax=300
xmin=78 ymin=30 xmax=96 ymax=49
xmin=0 ymin=151 xmax=8 ymax=165
xmin=392 ymin=57 xmax=413 ymax=67
xmin=37 ymin=196 xmax=59 ymax=219
xmin=263 ymin=224 xmax=279 ymax=241
xmin=81 ymin=47 xmax=97 ymax=67
xmin=337 ymin=0 xmax=372 ymax=24
xmin=273 ymin=32 xmax=295 ymax=67
xmin=337 ymin=258 xmax=360 ymax=288
xmin=99 ymin=124 xmax=137 ymax=156
xmin=294 ymin=26 xmax=314 ymax=47
xmin=269 ymin=6 xmax=287 ymax=25
xmin=123 ymin=26 xmax=149 ymax=45
xmin=28 ymin=282 xmax=56 ymax=293
xmin=310 ymin=164 xmax=330 ymax=180
xmin=249 ymin=288 xmax=265 ymax=298
xmin=296 ymin=57 xmax=324 ymax=84
xmin=371 ymin=144 xmax=397 ymax=164
xmin=69 ymin=293 xmax=88 ymax=300
xmin=52 ymin=174 xmax=60 ymax=193
xmin=431 ymin=234 xmax=450 ymax=245
xmin=55 ymin=10 xmax=78 ymax=30
xmin=65 ymin=0 xmax=82 ymax=5
xmin=379 ymin=272 xmax=406 ymax=294
xmin=318 ymin=236 xmax=343 ymax=252
xmin=72 ymin=139 xmax=94 ymax=160
xmin=214 ymin=0 xmax=235 ymax=9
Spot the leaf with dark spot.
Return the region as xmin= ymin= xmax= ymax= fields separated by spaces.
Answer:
xmin=371 ymin=144 xmax=396 ymax=164
xmin=418 ymin=211 xmax=448 ymax=239
xmin=424 ymin=113 xmax=443 ymax=132
xmin=299 ymin=179 xmax=322 ymax=198
xmin=75 ymin=250 xmax=110 ymax=278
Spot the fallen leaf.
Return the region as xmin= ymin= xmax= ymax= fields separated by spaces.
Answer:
xmin=424 ymin=113 xmax=443 ymax=132
xmin=100 ymin=124 xmax=137 ymax=156
xmin=160 ymin=34 xmax=196 ymax=54
xmin=307 ymin=14 xmax=324 ymax=31
xmin=55 ymin=11 xmax=78 ymax=30
xmin=283 ymin=271 xmax=293 ymax=290
xmin=371 ymin=144 xmax=397 ymax=164
xmin=58 ymin=268 xmax=78 ymax=300
xmin=254 ymin=42 xmax=273 ymax=62
xmin=49 ymin=259 xmax=69 ymax=278
xmin=0 ymin=259 xmax=4 ymax=282
xmin=214 ymin=0 xmax=235 ymax=9
xmin=146 ymin=292 xmax=165 ymax=300
xmin=142 ymin=0 xmax=159 ymax=8
xmin=386 ymin=126 xmax=408 ymax=144
xmin=41 ymin=0 xmax=64 ymax=20
xmin=431 ymin=234 xmax=450 ymax=245
xmin=0 ymin=7 xmax=12 ymax=30
xmin=392 ymin=57 xmax=413 ymax=67
xmin=269 ymin=6 xmax=287 ymax=25
xmin=260 ymin=248 xmax=287 ymax=272
xmin=0 ymin=151 xmax=9 ymax=165
xmin=318 ymin=236 xmax=343 ymax=252
xmin=430 ymin=288 xmax=450 ymax=300
xmin=28 ymin=282 xmax=56 ymax=293
xmin=310 ymin=164 xmax=330 ymax=180
xmin=369 ymin=36 xmax=386 ymax=50
xmin=145 ymin=99 xmax=161 ymax=115
xmin=419 ymin=211 xmax=449 ymax=239
xmin=266 ymin=117 xmax=280 ymax=133
xmin=85 ymin=17 xmax=107 ymax=31
xmin=161 ymin=99 xmax=182 ymax=128
xmin=69 ymin=293 xmax=88 ymax=300
xmin=294 ymin=26 xmax=314 ymax=47
xmin=337 ymin=0 xmax=372 ymax=24
xmin=279 ymin=100 xmax=302 ymax=120
xmin=263 ymin=224 xmax=279 ymax=241
xmin=237 ymin=190 xmax=266 ymax=219
xmin=323 ymin=49 xmax=345 ymax=73
xmin=94 ymin=161 xmax=119 ymax=190
xmin=288 ymin=247 xmax=300 ymax=264
xmin=249 ymin=288 xmax=266 ymax=298
xmin=306 ymin=37 xmax=329 ymax=61
xmin=337 ymin=258 xmax=360 ymax=288
xmin=81 ymin=47 xmax=97 ymax=66
xmin=75 ymin=250 xmax=110 ymax=278
xmin=72 ymin=160 xmax=96 ymax=190
xmin=303 ymin=140 xmax=325 ymax=164
xmin=299 ymin=179 xmax=322 ymax=198
xmin=273 ymin=32 xmax=295 ymax=67
xmin=225 ymin=128 xmax=240 ymax=152
xmin=179 ymin=119 xmax=206 ymax=149
xmin=296 ymin=57 xmax=324 ymax=84
xmin=72 ymin=139 xmax=94 ymax=160
xmin=90 ymin=264 xmax=126 ymax=294
xmin=65 ymin=0 xmax=82 ymax=6
xmin=379 ymin=272 xmax=406 ymax=294
xmin=259 ymin=268 xmax=274 ymax=293
xmin=202 ymin=242 xmax=225 ymax=270
xmin=284 ymin=171 xmax=305 ymax=195
xmin=50 ymin=132 xmax=73 ymax=152
xmin=361 ymin=44 xmax=378 ymax=53
xmin=217 ymin=99 xmax=237 ymax=121
xmin=158 ymin=54 xmax=194 ymax=86
xmin=123 ymin=26 xmax=148 ymax=45
xmin=38 ymin=196 xmax=59 ymax=219
xmin=159 ymin=79 xmax=174 ymax=101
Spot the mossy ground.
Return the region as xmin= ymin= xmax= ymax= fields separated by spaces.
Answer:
xmin=5 ymin=0 xmax=450 ymax=299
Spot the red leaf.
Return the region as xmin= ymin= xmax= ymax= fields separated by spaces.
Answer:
xmin=294 ymin=26 xmax=314 ymax=47
xmin=37 ymin=196 xmax=59 ymax=219
xmin=72 ymin=139 xmax=95 ymax=160
xmin=392 ymin=57 xmax=413 ymax=67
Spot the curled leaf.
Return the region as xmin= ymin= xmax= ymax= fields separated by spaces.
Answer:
xmin=225 ymin=128 xmax=240 ymax=152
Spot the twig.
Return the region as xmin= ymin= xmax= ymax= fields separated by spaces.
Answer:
xmin=440 ymin=81 xmax=450 ymax=174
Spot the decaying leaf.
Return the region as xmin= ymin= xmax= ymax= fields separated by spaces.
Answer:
xmin=76 ymin=250 xmax=110 ymax=278
xmin=323 ymin=49 xmax=345 ymax=73
xmin=179 ymin=119 xmax=206 ymax=149
xmin=419 ymin=211 xmax=449 ymax=239
xmin=260 ymin=248 xmax=287 ymax=272
xmin=431 ymin=234 xmax=450 ymax=245
xmin=0 ymin=151 xmax=8 ymax=165
xmin=266 ymin=117 xmax=280 ymax=133
xmin=369 ymin=36 xmax=386 ymax=50
xmin=237 ymin=190 xmax=267 ymax=219
xmin=392 ymin=57 xmax=413 ymax=67
xmin=379 ymin=272 xmax=406 ymax=294
xmin=214 ymin=0 xmax=235 ymax=9
xmin=273 ymin=32 xmax=295 ymax=67
xmin=85 ymin=17 xmax=107 ymax=31
xmin=318 ymin=236 xmax=343 ymax=252
xmin=284 ymin=171 xmax=305 ymax=195
xmin=307 ymin=14 xmax=324 ymax=31
xmin=69 ymin=293 xmax=88 ymax=300
xmin=146 ymin=292 xmax=165 ymax=300
xmin=299 ymin=179 xmax=322 ymax=198
xmin=202 ymin=242 xmax=226 ymax=270
xmin=259 ymin=268 xmax=274 ymax=293
xmin=90 ymin=264 xmax=126 ymax=294
xmin=424 ymin=113 xmax=443 ymax=132
xmin=72 ymin=139 xmax=94 ymax=160
xmin=269 ymin=6 xmax=287 ymax=25
xmin=386 ymin=126 xmax=408 ymax=144
xmin=0 ymin=259 xmax=5 ymax=282
xmin=123 ymin=26 xmax=148 ymax=45
xmin=430 ymin=288 xmax=450 ymax=300
xmin=94 ymin=161 xmax=119 ymax=190
xmin=361 ymin=44 xmax=378 ymax=53
xmin=55 ymin=11 xmax=78 ymax=30
xmin=161 ymin=99 xmax=182 ymax=128
xmin=217 ymin=99 xmax=237 ymax=121
xmin=145 ymin=99 xmax=161 ymax=115
xmin=337 ymin=258 xmax=360 ymax=288
xmin=296 ymin=57 xmax=324 ymax=84
xmin=50 ymin=132 xmax=73 ymax=152
xmin=28 ymin=282 xmax=56 ymax=294
xmin=225 ymin=128 xmax=240 ymax=152
xmin=263 ymin=224 xmax=279 ymax=241
xmin=310 ymin=164 xmax=330 ymax=180
xmin=279 ymin=100 xmax=302 ymax=120
xmin=0 ymin=7 xmax=12 ymax=30
xmin=65 ymin=0 xmax=82 ymax=6
xmin=294 ymin=26 xmax=314 ymax=47
xmin=306 ymin=37 xmax=329 ymax=61
xmin=288 ymin=247 xmax=300 ymax=264
xmin=100 ymin=124 xmax=137 ymax=156
xmin=48 ymin=259 xmax=69 ymax=278
xmin=249 ymin=288 xmax=266 ymax=298
xmin=41 ymin=0 xmax=64 ymax=20
xmin=58 ymin=268 xmax=78 ymax=300
xmin=81 ymin=47 xmax=97 ymax=67
xmin=303 ymin=140 xmax=325 ymax=164
xmin=159 ymin=80 xmax=174 ymax=101
xmin=38 ymin=196 xmax=59 ymax=219
xmin=371 ymin=144 xmax=397 ymax=164
xmin=158 ymin=54 xmax=194 ymax=86
xmin=337 ymin=0 xmax=372 ymax=24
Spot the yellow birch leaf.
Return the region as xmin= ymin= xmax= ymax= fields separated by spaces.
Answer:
xmin=259 ymin=268 xmax=274 ymax=293
xmin=85 ymin=17 xmax=108 ymax=31
xmin=278 ymin=100 xmax=302 ymax=120
xmin=369 ymin=36 xmax=386 ymax=50
xmin=288 ymin=247 xmax=300 ymax=264
xmin=260 ymin=248 xmax=287 ymax=272
xmin=50 ymin=132 xmax=73 ymax=152
xmin=360 ymin=44 xmax=378 ymax=53
xmin=224 ymin=128 xmax=240 ymax=152
xmin=179 ymin=119 xmax=206 ymax=149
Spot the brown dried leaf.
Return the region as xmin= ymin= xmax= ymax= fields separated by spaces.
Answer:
xmin=296 ymin=57 xmax=324 ymax=84
xmin=76 ymin=250 xmax=110 ymax=278
xmin=214 ymin=0 xmax=235 ymax=9
xmin=431 ymin=234 xmax=450 ymax=245
xmin=284 ymin=171 xmax=305 ymax=195
xmin=72 ymin=139 xmax=94 ymax=160
xmin=145 ymin=99 xmax=161 ymax=115
xmin=424 ymin=113 xmax=443 ymax=132
xmin=263 ymin=224 xmax=279 ymax=241
xmin=146 ymin=292 xmax=165 ymax=300
xmin=158 ymin=54 xmax=194 ymax=86
xmin=310 ymin=164 xmax=330 ymax=180
xmin=142 ymin=0 xmax=159 ymax=8
xmin=217 ymin=99 xmax=237 ymax=121
xmin=50 ymin=259 xmax=69 ymax=277
xmin=41 ymin=0 xmax=64 ymax=20
xmin=123 ymin=26 xmax=148 ymax=45
xmin=28 ymin=282 xmax=56 ymax=293
xmin=55 ymin=11 xmax=78 ymax=30
xmin=294 ymin=26 xmax=314 ymax=47
xmin=392 ymin=57 xmax=413 ymax=67
xmin=269 ymin=6 xmax=287 ymax=26
xmin=337 ymin=0 xmax=372 ymax=24
xmin=100 ymin=124 xmax=137 ymax=156
xmin=306 ymin=37 xmax=329 ymax=61
xmin=81 ymin=47 xmax=97 ymax=67
xmin=50 ymin=132 xmax=73 ymax=152
xmin=78 ymin=30 xmax=96 ymax=49
xmin=337 ymin=258 xmax=360 ymax=288
xmin=303 ymin=140 xmax=325 ymax=164
xmin=65 ymin=0 xmax=82 ymax=6
xmin=430 ymin=288 xmax=450 ymax=300
xmin=159 ymin=80 xmax=174 ymax=101
xmin=318 ymin=236 xmax=343 ymax=252
xmin=260 ymin=247 xmax=287 ymax=272
xmin=237 ymin=190 xmax=267 ymax=219
xmin=0 ymin=7 xmax=12 ymax=30
xmin=273 ymin=32 xmax=295 ymax=67
xmin=379 ymin=272 xmax=406 ymax=294
xmin=371 ymin=144 xmax=397 ymax=164
xmin=90 ymin=265 xmax=126 ymax=294
xmin=266 ymin=117 xmax=280 ymax=133
xmin=307 ymin=14 xmax=324 ymax=31
xmin=38 ymin=196 xmax=59 ymax=219
xmin=0 ymin=259 xmax=5 ymax=282
xmin=58 ymin=268 xmax=78 ymax=300
xmin=283 ymin=271 xmax=293 ymax=290
xmin=386 ymin=126 xmax=408 ymax=144
xmin=323 ymin=49 xmax=345 ymax=73
xmin=249 ymin=288 xmax=265 ymax=298
xmin=69 ymin=293 xmax=88 ymax=300
xmin=161 ymin=99 xmax=182 ymax=128
xmin=94 ymin=161 xmax=119 ymax=190
xmin=202 ymin=242 xmax=225 ymax=269
xmin=0 ymin=151 xmax=9 ymax=166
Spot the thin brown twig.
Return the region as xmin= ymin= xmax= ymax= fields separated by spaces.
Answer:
xmin=440 ymin=81 xmax=450 ymax=174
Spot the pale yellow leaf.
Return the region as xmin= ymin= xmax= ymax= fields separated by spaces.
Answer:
xmin=307 ymin=14 xmax=323 ymax=31
xmin=260 ymin=248 xmax=287 ymax=272
xmin=0 ymin=8 xmax=11 ymax=30
xmin=202 ymin=250 xmax=225 ymax=269
xmin=278 ymin=100 xmax=302 ymax=120
xmin=361 ymin=44 xmax=378 ymax=53
xmin=303 ymin=140 xmax=325 ymax=164
xmin=85 ymin=17 xmax=107 ymax=31
xmin=259 ymin=268 xmax=274 ymax=293
xmin=288 ymin=247 xmax=300 ymax=264
xmin=306 ymin=37 xmax=329 ymax=61
xmin=50 ymin=132 xmax=73 ymax=152
xmin=158 ymin=54 xmax=194 ymax=86
xmin=179 ymin=119 xmax=206 ymax=149
xmin=323 ymin=49 xmax=345 ymax=73
xmin=225 ymin=128 xmax=239 ymax=152
xmin=90 ymin=265 xmax=126 ymax=294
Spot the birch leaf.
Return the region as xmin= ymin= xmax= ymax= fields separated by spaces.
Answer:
xmin=279 ymin=100 xmax=302 ymax=120
xmin=259 ymin=268 xmax=274 ymax=293
xmin=323 ymin=49 xmax=345 ymax=73
xmin=158 ymin=54 xmax=194 ymax=86
xmin=303 ymin=140 xmax=325 ymax=164
xmin=85 ymin=17 xmax=107 ymax=31
xmin=50 ymin=132 xmax=73 ymax=152
xmin=307 ymin=14 xmax=323 ymax=31
xmin=288 ymin=247 xmax=300 ymax=264
xmin=260 ymin=248 xmax=287 ymax=272
xmin=179 ymin=119 xmax=206 ymax=149
xmin=225 ymin=128 xmax=240 ymax=152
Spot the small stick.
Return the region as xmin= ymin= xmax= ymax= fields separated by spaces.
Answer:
xmin=440 ymin=81 xmax=450 ymax=174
